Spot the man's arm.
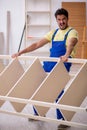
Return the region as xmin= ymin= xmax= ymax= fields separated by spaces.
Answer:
xmin=60 ymin=37 xmax=78 ymax=62
xmin=12 ymin=38 xmax=49 ymax=58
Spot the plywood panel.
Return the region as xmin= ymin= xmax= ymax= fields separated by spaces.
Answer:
xmin=62 ymin=2 xmax=85 ymax=15
xmin=82 ymin=42 xmax=87 ymax=59
xmin=8 ymin=58 xmax=47 ymax=112
xmin=6 ymin=11 xmax=10 ymax=55
xmin=32 ymin=61 xmax=70 ymax=116
xmin=0 ymin=62 xmax=5 ymax=73
xmin=75 ymin=45 xmax=82 ymax=58
xmin=69 ymin=20 xmax=85 ymax=27
xmin=0 ymin=58 xmax=24 ymax=106
xmin=0 ymin=32 xmax=4 ymax=55
xmin=59 ymin=62 xmax=87 ymax=121
xmin=62 ymin=2 xmax=86 ymax=58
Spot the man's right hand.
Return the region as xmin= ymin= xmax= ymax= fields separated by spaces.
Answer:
xmin=11 ymin=52 xmax=20 ymax=58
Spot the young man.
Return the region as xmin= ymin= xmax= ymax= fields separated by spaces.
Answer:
xmin=12 ymin=8 xmax=78 ymax=128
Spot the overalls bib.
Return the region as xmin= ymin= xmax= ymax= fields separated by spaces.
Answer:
xmin=43 ymin=28 xmax=72 ymax=72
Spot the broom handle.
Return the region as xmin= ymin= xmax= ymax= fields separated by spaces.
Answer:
xmin=18 ymin=23 xmax=26 ymax=52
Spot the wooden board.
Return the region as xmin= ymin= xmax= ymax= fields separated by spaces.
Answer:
xmin=6 ymin=11 xmax=10 ymax=55
xmin=59 ymin=62 xmax=87 ymax=121
xmin=0 ymin=32 xmax=4 ymax=55
xmin=62 ymin=2 xmax=86 ymax=58
xmin=8 ymin=58 xmax=47 ymax=112
xmin=0 ymin=58 xmax=24 ymax=106
xmin=0 ymin=62 xmax=5 ymax=73
xmin=31 ymin=61 xmax=70 ymax=116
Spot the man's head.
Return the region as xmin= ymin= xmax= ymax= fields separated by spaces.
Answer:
xmin=55 ymin=8 xmax=69 ymax=30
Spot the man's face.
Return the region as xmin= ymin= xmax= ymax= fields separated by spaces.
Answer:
xmin=56 ymin=14 xmax=68 ymax=30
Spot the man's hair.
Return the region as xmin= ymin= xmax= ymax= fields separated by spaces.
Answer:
xmin=55 ymin=8 xmax=68 ymax=19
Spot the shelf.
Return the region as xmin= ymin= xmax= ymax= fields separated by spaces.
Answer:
xmin=25 ymin=0 xmax=51 ymax=52
xmin=27 ymin=36 xmax=43 ymax=40
xmin=26 ymin=0 xmax=50 ymax=12
xmin=27 ymin=24 xmax=50 ymax=27
xmin=26 ymin=11 xmax=50 ymax=13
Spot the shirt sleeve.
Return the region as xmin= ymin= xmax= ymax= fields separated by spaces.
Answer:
xmin=44 ymin=30 xmax=55 ymax=42
xmin=67 ymin=29 xmax=79 ymax=40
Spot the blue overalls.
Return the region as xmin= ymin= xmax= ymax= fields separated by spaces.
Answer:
xmin=43 ymin=28 xmax=72 ymax=72
xmin=33 ymin=28 xmax=72 ymax=119
xmin=43 ymin=28 xmax=72 ymax=119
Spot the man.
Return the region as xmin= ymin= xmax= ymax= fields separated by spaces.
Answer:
xmin=12 ymin=8 xmax=78 ymax=128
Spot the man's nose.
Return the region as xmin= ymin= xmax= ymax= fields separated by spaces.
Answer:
xmin=60 ymin=20 xmax=63 ymax=23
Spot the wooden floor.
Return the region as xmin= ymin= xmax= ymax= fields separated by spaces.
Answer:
xmin=0 ymin=62 xmax=87 ymax=130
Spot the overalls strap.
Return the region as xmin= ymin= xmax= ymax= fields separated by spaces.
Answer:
xmin=52 ymin=28 xmax=58 ymax=41
xmin=64 ymin=28 xmax=73 ymax=40
xmin=52 ymin=28 xmax=73 ymax=41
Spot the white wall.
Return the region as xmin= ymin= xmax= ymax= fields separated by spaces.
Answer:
xmin=0 ymin=0 xmax=25 ymax=55
xmin=0 ymin=0 xmax=87 ymax=55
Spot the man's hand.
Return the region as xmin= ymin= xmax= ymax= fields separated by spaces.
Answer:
xmin=11 ymin=52 xmax=20 ymax=58
xmin=60 ymin=55 xmax=68 ymax=62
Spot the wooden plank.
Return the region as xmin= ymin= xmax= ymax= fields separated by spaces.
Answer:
xmin=6 ymin=11 xmax=10 ymax=55
xmin=0 ymin=58 xmax=24 ymax=106
xmin=31 ymin=60 xmax=70 ymax=116
xmin=0 ymin=32 xmax=4 ymax=55
xmin=8 ymin=58 xmax=47 ymax=112
xmin=62 ymin=2 xmax=86 ymax=14
xmin=58 ymin=62 xmax=87 ymax=121
xmin=0 ymin=32 xmax=6 ymax=68
xmin=0 ymin=62 xmax=5 ymax=73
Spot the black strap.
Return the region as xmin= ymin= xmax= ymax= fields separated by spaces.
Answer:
xmin=52 ymin=28 xmax=58 ymax=41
